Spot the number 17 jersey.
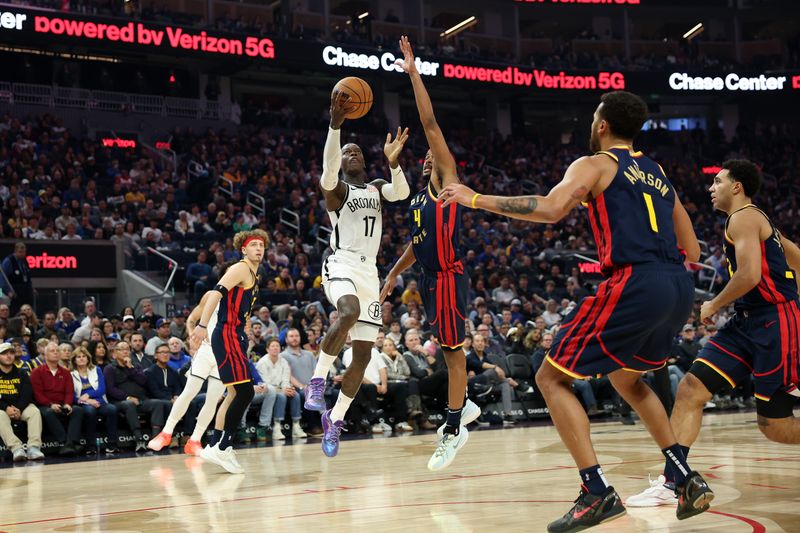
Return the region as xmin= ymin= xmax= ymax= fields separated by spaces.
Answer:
xmin=328 ymin=182 xmax=382 ymax=260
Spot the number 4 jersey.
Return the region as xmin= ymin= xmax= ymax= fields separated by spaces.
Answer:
xmin=328 ymin=182 xmax=382 ymax=259
xmin=591 ymin=145 xmax=684 ymax=276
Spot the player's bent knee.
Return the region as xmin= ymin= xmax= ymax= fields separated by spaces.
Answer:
xmin=682 ymin=367 xmax=718 ymax=404
xmin=535 ymin=361 xmax=569 ymax=393
xmin=757 ymin=415 xmax=797 ymax=443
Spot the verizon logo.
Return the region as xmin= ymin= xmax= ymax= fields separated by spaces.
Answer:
xmin=26 ymin=253 xmax=78 ymax=269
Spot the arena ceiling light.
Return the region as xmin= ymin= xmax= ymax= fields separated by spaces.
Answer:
xmin=440 ymin=16 xmax=477 ymax=38
xmin=358 ymin=12 xmax=369 ymax=20
xmin=683 ymin=22 xmax=704 ymax=41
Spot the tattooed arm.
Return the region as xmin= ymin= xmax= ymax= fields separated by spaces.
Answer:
xmin=442 ymin=156 xmax=603 ymax=223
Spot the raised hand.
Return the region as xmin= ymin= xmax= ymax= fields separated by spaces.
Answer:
xmin=384 ymin=126 xmax=410 ymax=168
xmin=394 ymin=35 xmax=417 ymax=74
xmin=329 ymin=90 xmax=352 ymax=130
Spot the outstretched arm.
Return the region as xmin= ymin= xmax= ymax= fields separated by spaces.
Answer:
xmin=380 ymin=243 xmax=417 ymax=302
xmin=320 ymin=91 xmax=351 ymax=212
xmin=441 ymin=156 xmax=602 ymax=223
xmin=673 ymin=195 xmax=701 ymax=263
xmin=782 ymin=234 xmax=800 ymax=293
xmin=376 ymin=127 xmax=411 ymax=202
xmin=395 ymin=36 xmax=457 ymax=185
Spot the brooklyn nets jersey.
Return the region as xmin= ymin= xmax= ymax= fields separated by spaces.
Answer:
xmin=202 ymin=302 xmax=219 ymax=346
xmin=328 ymin=182 xmax=382 ymax=260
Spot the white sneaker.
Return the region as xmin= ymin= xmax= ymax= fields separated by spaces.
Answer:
xmin=427 ymin=426 xmax=468 ymax=471
xmin=396 ymin=421 xmax=414 ymax=432
xmin=437 ymin=399 xmax=482 ymax=438
xmin=12 ymin=447 xmax=27 ymax=462
xmin=272 ymin=425 xmax=285 ymax=441
xmin=625 ymin=475 xmax=677 ymax=507
xmin=200 ymin=444 xmax=245 ymax=474
xmin=291 ymin=422 xmax=307 ymax=439
xmin=371 ymin=424 xmax=384 ymax=434
xmin=26 ymin=446 xmax=45 ymax=461
xmin=380 ymin=421 xmax=393 ymax=433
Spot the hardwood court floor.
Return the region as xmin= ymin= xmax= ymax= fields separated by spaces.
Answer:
xmin=1 ymin=411 xmax=798 ymax=532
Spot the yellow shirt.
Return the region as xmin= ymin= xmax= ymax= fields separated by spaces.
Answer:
xmin=401 ymin=289 xmax=423 ymax=306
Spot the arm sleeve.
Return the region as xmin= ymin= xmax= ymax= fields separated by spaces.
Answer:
xmin=19 ymin=373 xmax=32 ymax=409
xmin=380 ymin=165 xmax=411 ymax=202
xmin=280 ymin=360 xmax=291 ymax=389
xmin=320 ymin=127 xmax=342 ymax=191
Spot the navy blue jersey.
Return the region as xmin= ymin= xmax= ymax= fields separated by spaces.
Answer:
xmin=590 ymin=146 xmax=684 ymax=276
xmin=213 ymin=263 xmax=259 ymax=336
xmin=409 ymin=182 xmax=464 ymax=273
xmin=723 ymin=204 xmax=798 ymax=310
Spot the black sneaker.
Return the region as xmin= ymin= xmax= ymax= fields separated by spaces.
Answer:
xmin=547 ymin=486 xmax=626 ymax=533
xmin=676 ymin=471 xmax=714 ymax=520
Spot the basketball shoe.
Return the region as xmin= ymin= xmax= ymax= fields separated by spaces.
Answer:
xmin=625 ymin=474 xmax=677 ymax=507
xmin=436 ymin=399 xmax=481 ymax=438
xmin=547 ymin=486 xmax=626 ymax=533
xmin=321 ymin=409 xmax=345 ymax=457
xmin=304 ymin=378 xmax=326 ymax=411
xmin=200 ymin=443 xmax=245 ymax=474
xmin=183 ymin=439 xmax=202 ymax=456
xmin=427 ymin=426 xmax=468 ymax=471
xmin=147 ymin=431 xmax=172 ymax=452
xmin=676 ymin=471 xmax=714 ymax=520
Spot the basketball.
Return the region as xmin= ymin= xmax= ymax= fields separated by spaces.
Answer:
xmin=333 ymin=76 xmax=373 ymax=119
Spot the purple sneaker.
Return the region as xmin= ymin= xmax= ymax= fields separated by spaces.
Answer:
xmin=304 ymin=377 xmax=326 ymax=412
xmin=321 ymin=410 xmax=345 ymax=458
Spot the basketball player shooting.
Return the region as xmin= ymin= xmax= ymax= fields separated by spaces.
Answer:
xmin=441 ymin=91 xmax=714 ymax=532
xmin=380 ymin=36 xmax=480 ymax=472
xmin=303 ymin=89 xmax=411 ymax=458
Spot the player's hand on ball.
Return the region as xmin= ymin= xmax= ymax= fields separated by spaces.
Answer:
xmin=699 ymin=300 xmax=717 ymax=326
xmin=384 ymin=126 xmax=409 ymax=168
xmin=441 ymin=183 xmax=476 ymax=208
xmin=329 ymin=90 xmax=352 ymax=129
xmin=394 ymin=35 xmax=417 ymax=74
xmin=380 ymin=275 xmax=397 ymax=303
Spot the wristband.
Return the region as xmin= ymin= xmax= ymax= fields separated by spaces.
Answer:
xmin=470 ymin=193 xmax=481 ymax=209
xmin=197 ymin=324 xmax=207 ymax=329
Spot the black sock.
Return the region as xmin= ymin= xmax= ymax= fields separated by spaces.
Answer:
xmin=662 ymin=444 xmax=691 ymax=485
xmin=662 ymin=445 xmax=689 ymax=485
xmin=210 ymin=429 xmax=222 ymax=446
xmin=444 ymin=407 xmax=462 ymax=435
xmin=579 ymin=465 xmax=609 ymax=495
xmin=219 ymin=430 xmax=233 ymax=450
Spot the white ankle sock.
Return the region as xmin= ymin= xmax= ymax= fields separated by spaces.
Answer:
xmin=330 ymin=392 xmax=354 ymax=422
xmin=312 ymin=351 xmax=337 ymax=380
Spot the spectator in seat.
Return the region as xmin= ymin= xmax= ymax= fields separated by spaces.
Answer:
xmin=129 ymin=332 xmax=154 ymax=368
xmin=87 ymin=340 xmax=110 ymax=368
xmin=137 ymin=298 xmax=163 ymax=325
xmin=530 ymin=331 xmax=554 ymax=375
xmin=104 ymin=341 xmax=165 ymax=452
xmin=474 ymin=324 xmax=505 ymax=360
xmin=55 ymin=307 xmax=80 ymax=338
xmin=280 ymin=328 xmax=321 ymax=436
xmin=58 ymin=342 xmax=74 ymax=368
xmin=137 ymin=316 xmax=156 ymax=342
xmin=255 ymin=306 xmax=279 ymax=338
xmin=379 ymin=337 xmax=415 ymax=431
xmin=37 ymin=311 xmax=65 ymax=342
xmin=0 ymin=342 xmax=44 ymax=461
xmin=70 ymin=347 xmax=120 ymax=454
xmin=466 ymin=334 xmax=515 ymax=424
xmin=1 ymin=243 xmax=33 ymax=315
xmin=145 ymin=319 xmax=173 ymax=356
xmin=667 ymin=324 xmax=701 ymax=397
xmin=341 ymin=334 xmax=390 ymax=434
xmin=71 ymin=312 xmax=102 ymax=344
xmin=186 ymin=251 xmax=213 ymax=303
xmin=492 ymin=275 xmax=517 ymax=305
xmin=166 ymin=337 xmax=191 ymax=372
xmin=121 ymin=314 xmax=138 ymax=335
xmin=401 ymin=279 xmax=423 ymax=306
xmin=251 ymin=338 xmax=304 ymax=441
xmin=145 ymin=344 xmax=184 ymax=443
xmin=170 ymin=312 xmax=187 ymax=340
xmin=30 ymin=341 xmax=84 ymax=456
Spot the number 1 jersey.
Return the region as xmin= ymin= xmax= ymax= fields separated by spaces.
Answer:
xmin=590 ymin=145 xmax=684 ymax=276
xmin=328 ymin=182 xmax=382 ymax=260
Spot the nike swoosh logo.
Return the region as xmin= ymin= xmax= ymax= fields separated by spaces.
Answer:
xmin=765 ymin=320 xmax=777 ymax=328
xmin=572 ymin=499 xmax=600 ymax=520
